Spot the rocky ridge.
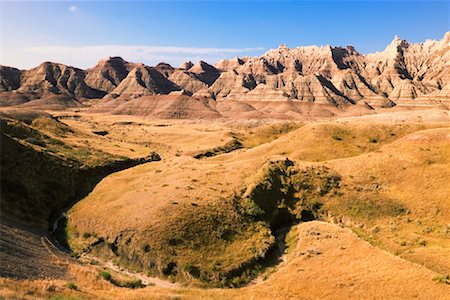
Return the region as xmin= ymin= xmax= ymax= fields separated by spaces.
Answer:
xmin=0 ymin=33 xmax=448 ymax=113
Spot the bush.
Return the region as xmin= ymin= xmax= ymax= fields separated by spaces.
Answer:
xmin=66 ymin=281 xmax=78 ymax=290
xmin=98 ymin=270 xmax=145 ymax=289
xmin=121 ymin=279 xmax=144 ymax=289
xmin=99 ymin=270 xmax=112 ymax=281
xmin=418 ymin=239 xmax=427 ymax=246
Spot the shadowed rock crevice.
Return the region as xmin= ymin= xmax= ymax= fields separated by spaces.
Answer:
xmin=193 ymin=139 xmax=244 ymax=159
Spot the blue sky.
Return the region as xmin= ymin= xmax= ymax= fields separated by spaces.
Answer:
xmin=1 ymin=1 xmax=449 ymax=69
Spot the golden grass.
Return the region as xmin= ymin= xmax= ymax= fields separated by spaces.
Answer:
xmin=2 ymin=222 xmax=449 ymax=299
xmin=3 ymin=109 xmax=450 ymax=298
xmin=66 ymin=116 xmax=450 ymax=288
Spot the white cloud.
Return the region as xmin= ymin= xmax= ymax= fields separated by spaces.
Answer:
xmin=26 ymin=45 xmax=264 ymax=56
xmin=22 ymin=45 xmax=265 ymax=68
xmin=69 ymin=5 xmax=80 ymax=13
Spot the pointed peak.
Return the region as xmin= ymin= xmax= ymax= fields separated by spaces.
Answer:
xmin=189 ymin=60 xmax=217 ymax=73
xmin=232 ymin=57 xmax=244 ymax=65
xmin=155 ymin=62 xmax=174 ymax=70
xmin=442 ymin=31 xmax=450 ymax=44
xmin=94 ymin=56 xmax=129 ymax=68
xmin=196 ymin=60 xmax=214 ymax=68
xmin=131 ymin=63 xmax=147 ymax=71
xmin=345 ymin=45 xmax=359 ymax=55
xmin=384 ymin=35 xmax=409 ymax=53
xmin=389 ymin=35 xmax=408 ymax=46
xmin=180 ymin=61 xmax=194 ymax=70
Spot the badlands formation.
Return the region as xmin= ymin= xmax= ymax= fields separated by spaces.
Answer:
xmin=0 ymin=32 xmax=449 ymax=118
xmin=0 ymin=33 xmax=449 ymax=300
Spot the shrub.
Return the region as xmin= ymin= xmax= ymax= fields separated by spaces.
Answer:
xmin=90 ymin=259 xmax=99 ymax=265
xmin=418 ymin=239 xmax=427 ymax=246
xmin=66 ymin=281 xmax=78 ymax=290
xmin=121 ymin=279 xmax=144 ymax=289
xmin=98 ymin=270 xmax=146 ymax=288
xmin=99 ymin=270 xmax=112 ymax=281
xmin=432 ymin=275 xmax=450 ymax=284
xmin=142 ymin=244 xmax=151 ymax=253
xmin=82 ymin=232 xmax=91 ymax=239
xmin=184 ymin=264 xmax=201 ymax=278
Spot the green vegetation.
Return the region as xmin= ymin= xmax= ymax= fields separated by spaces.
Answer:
xmin=66 ymin=282 xmax=78 ymax=290
xmin=98 ymin=270 xmax=112 ymax=281
xmin=82 ymin=232 xmax=92 ymax=239
xmin=98 ymin=270 xmax=145 ymax=289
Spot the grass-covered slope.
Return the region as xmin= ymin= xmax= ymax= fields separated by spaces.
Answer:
xmin=326 ymin=128 xmax=450 ymax=274
xmin=1 ymin=114 xmax=449 ymax=299
xmin=67 ymin=121 xmax=450 ymax=287
xmin=0 ymin=113 xmax=160 ymax=226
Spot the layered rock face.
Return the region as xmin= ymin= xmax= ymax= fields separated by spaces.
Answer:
xmin=0 ymin=32 xmax=448 ymax=110
xmin=18 ymin=62 xmax=104 ymax=99
xmin=107 ymin=64 xmax=180 ymax=99
xmin=209 ymin=33 xmax=449 ymax=106
xmin=84 ymin=56 xmax=135 ymax=93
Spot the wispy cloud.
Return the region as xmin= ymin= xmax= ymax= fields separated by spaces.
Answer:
xmin=23 ymin=45 xmax=265 ymax=68
xmin=26 ymin=45 xmax=264 ymax=56
xmin=69 ymin=5 xmax=80 ymax=13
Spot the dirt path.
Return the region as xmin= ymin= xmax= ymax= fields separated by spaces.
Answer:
xmin=102 ymin=257 xmax=180 ymax=288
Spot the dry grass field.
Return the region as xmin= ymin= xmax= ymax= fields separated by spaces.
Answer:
xmin=1 ymin=107 xmax=449 ymax=299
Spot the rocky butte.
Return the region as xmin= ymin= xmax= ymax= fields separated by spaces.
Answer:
xmin=0 ymin=32 xmax=449 ymax=118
